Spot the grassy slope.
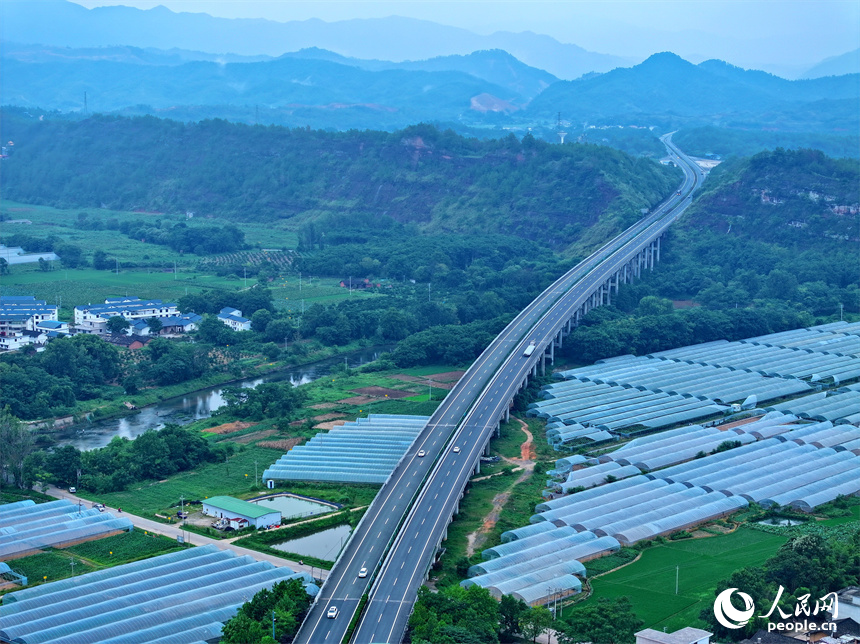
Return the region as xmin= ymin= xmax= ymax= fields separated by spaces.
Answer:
xmin=583 ymin=529 xmax=788 ymax=631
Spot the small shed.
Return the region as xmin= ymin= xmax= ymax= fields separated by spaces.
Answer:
xmin=201 ymin=496 xmax=280 ymax=529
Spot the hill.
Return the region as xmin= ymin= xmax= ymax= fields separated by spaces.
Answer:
xmin=0 ymin=111 xmax=680 ymax=251
xmin=0 ymin=0 xmax=629 ymax=80
xmin=683 ymin=148 xmax=859 ymax=246
xmin=0 ymin=54 xmax=524 ymax=127
xmin=527 ymin=52 xmax=859 ymax=132
xmin=640 ymin=148 xmax=860 ymax=317
xmin=802 ymin=49 xmax=860 ymax=79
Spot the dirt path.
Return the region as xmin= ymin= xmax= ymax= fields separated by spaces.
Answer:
xmin=466 ymin=418 xmax=536 ymax=557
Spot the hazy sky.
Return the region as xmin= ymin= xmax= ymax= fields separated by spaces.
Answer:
xmin=71 ymin=1 xmax=859 ymax=70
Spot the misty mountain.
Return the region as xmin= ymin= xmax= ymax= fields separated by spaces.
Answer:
xmin=0 ymin=0 xmax=629 ymax=80
xmin=2 ymin=42 xmax=554 ymax=103
xmin=802 ymin=49 xmax=860 ymax=79
xmin=527 ymin=52 xmax=860 ymax=131
xmin=0 ymin=54 xmax=525 ymax=122
xmin=280 ymin=49 xmax=558 ymax=102
xmin=0 ymin=42 xmax=276 ymax=66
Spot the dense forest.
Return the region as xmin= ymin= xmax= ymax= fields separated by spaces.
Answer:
xmin=557 ymin=147 xmax=859 ymax=362
xmin=0 ymin=110 xmax=680 ymax=249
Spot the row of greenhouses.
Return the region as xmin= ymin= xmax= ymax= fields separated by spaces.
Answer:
xmin=0 ymin=545 xmax=317 ymax=644
xmin=262 ymin=414 xmax=428 ymax=484
xmin=0 ymin=500 xmax=133 ymax=561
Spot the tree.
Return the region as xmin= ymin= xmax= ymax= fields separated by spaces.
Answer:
xmin=45 ymin=445 xmax=83 ymax=488
xmin=221 ymin=578 xmax=311 ymax=644
xmin=520 ymin=606 xmax=553 ymax=643
xmin=145 ymin=317 xmax=163 ymax=335
xmin=263 ymin=318 xmax=296 ymax=344
xmin=499 ymin=595 xmax=529 ymax=641
xmin=196 ymin=315 xmax=236 ymax=345
xmin=55 ymin=243 xmax=85 ymax=268
xmin=106 ymin=315 xmax=130 ymax=335
xmin=558 ymin=597 xmax=643 ymax=644
xmin=0 ymin=409 xmax=34 ymax=489
xmin=637 ymin=296 xmax=673 ymax=316
xmin=251 ymin=309 xmax=274 ymax=333
xmin=93 ymin=249 xmax=110 ymax=270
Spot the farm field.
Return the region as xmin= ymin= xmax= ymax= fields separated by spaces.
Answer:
xmin=3 ymin=529 xmax=182 ymax=592
xmin=79 ymin=446 xmax=381 ymax=518
xmin=1 ymin=201 xmax=298 ymax=257
xmin=577 ymin=527 xmax=789 ymax=631
xmin=0 ymin=265 xmax=244 ymax=311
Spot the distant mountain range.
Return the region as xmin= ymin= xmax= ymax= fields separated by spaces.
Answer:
xmin=529 ymin=53 xmax=859 ymax=131
xmin=3 ymin=42 xmax=856 ymax=136
xmin=0 ymin=0 xmax=630 ymax=80
xmin=801 ymin=49 xmax=860 ymax=79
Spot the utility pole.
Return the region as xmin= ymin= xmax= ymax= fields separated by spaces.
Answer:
xmin=70 ymin=559 xmax=77 ymax=576
xmin=173 ymin=261 xmax=177 ymax=280
xmin=299 ymin=272 xmax=302 ymax=291
xmin=115 ymin=258 xmax=119 ymax=275
xmin=675 ymin=565 xmax=679 ymax=595
xmin=254 ymin=461 xmax=258 ymax=487
xmin=272 ymin=610 xmax=276 ymax=639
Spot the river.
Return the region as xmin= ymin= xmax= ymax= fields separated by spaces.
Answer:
xmin=55 ymin=346 xmax=392 ymax=451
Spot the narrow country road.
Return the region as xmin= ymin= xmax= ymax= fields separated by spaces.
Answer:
xmin=44 ymin=485 xmax=329 ymax=581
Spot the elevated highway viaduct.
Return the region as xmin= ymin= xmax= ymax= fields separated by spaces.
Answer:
xmin=294 ymin=134 xmax=704 ymax=644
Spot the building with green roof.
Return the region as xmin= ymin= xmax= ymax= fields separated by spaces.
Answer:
xmin=202 ymin=496 xmax=280 ymax=529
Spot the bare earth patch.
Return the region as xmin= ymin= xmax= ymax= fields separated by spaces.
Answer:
xmin=203 ymin=421 xmax=255 ymax=435
xmin=466 ymin=417 xmax=536 ymax=557
xmin=230 ymin=429 xmax=278 ymax=444
xmin=314 ymin=420 xmax=348 ymax=430
xmin=257 ymin=437 xmax=304 ymax=451
xmin=338 ymin=395 xmax=377 ymax=405
xmin=425 ymin=370 xmax=465 ymax=383
xmin=351 ymin=386 xmax=412 ymax=398
xmin=310 ymin=403 xmax=338 ymax=410
xmin=718 ymin=416 xmax=764 ymax=431
xmin=312 ymin=413 xmax=347 ymax=422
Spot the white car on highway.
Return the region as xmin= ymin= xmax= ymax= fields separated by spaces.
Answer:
xmin=358 ymin=567 xmax=368 ymax=578
xmin=417 ymin=450 xmax=426 ymax=457
xmin=327 ymin=606 xmax=338 ymax=619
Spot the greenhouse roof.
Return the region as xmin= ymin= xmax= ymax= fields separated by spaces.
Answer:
xmin=0 ymin=545 xmax=317 ymax=644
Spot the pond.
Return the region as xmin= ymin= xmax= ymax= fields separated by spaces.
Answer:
xmin=252 ymin=494 xmax=335 ymax=521
xmin=55 ymin=345 xmax=392 ymax=450
xmin=271 ymin=524 xmax=352 ymax=560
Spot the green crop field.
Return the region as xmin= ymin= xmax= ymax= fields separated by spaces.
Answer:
xmin=5 ymin=551 xmax=97 ymax=588
xmin=0 ymin=265 xmax=248 ymax=310
xmin=3 ymin=529 xmax=183 ymax=593
xmin=1 ymin=201 xmax=298 ymax=254
xmin=574 ymin=527 xmax=789 ymax=631
xmin=80 ymin=446 xmax=380 ymax=518
xmin=81 ymin=447 xmax=285 ymax=516
xmin=64 ymin=529 xmax=184 ymax=565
